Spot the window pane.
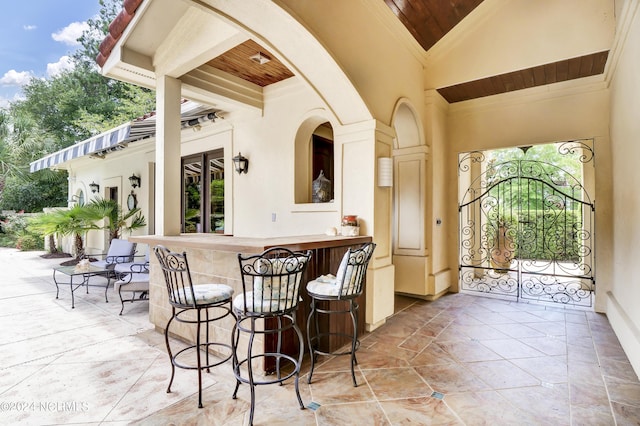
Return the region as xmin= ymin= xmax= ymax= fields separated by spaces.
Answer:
xmin=183 ymin=159 xmax=202 ymax=233
xmin=209 ymin=153 xmax=224 ymax=233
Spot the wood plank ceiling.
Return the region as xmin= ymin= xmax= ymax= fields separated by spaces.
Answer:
xmin=383 ymin=0 xmax=610 ymax=103
xmin=437 ymin=51 xmax=610 ymax=103
xmin=207 ymin=39 xmax=293 ymax=87
xmin=384 ymin=0 xmax=484 ymax=51
xmin=207 ymin=0 xmax=609 ymax=103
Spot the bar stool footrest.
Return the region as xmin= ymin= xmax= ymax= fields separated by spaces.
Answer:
xmin=172 ymin=342 xmax=233 ymax=371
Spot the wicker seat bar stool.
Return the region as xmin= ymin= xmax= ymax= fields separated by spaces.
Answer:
xmin=232 ymin=247 xmax=312 ymax=426
xmin=306 ymin=242 xmax=376 ymax=387
xmin=154 ymin=245 xmax=235 ymax=408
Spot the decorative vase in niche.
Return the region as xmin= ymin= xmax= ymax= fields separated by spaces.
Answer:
xmin=312 ymin=170 xmax=331 ymax=203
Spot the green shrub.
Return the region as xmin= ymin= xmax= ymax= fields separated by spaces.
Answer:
xmin=16 ymin=233 xmax=44 ymax=251
xmin=0 ymin=214 xmax=45 ymax=250
xmin=488 ymin=210 xmax=582 ymax=262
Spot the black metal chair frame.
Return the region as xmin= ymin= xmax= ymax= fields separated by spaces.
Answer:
xmin=232 ymin=247 xmax=312 ymax=426
xmin=114 ymin=261 xmax=149 ymax=315
xmin=86 ymin=239 xmax=138 ymax=303
xmin=154 ymin=245 xmax=235 ymax=409
xmin=306 ymin=242 xmax=376 ymax=387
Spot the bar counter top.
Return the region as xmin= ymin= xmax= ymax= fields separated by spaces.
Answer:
xmin=128 ymin=233 xmax=372 ymax=253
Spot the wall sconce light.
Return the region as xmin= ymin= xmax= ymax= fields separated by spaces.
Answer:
xmin=128 ymin=174 xmax=141 ymax=188
xmin=89 ymin=181 xmax=100 ymax=193
xmin=377 ymin=157 xmax=393 ymax=187
xmin=233 ymin=152 xmax=249 ymax=174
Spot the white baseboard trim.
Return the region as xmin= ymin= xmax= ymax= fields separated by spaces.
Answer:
xmin=606 ymin=291 xmax=640 ymax=378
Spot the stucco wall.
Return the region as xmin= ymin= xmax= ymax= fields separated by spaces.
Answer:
xmin=279 ymin=0 xmax=426 ymax=127
xmin=446 ymin=81 xmax=612 ymax=303
xmin=68 ymin=142 xmax=155 ymax=256
xmin=608 ymin=0 xmax=640 ymax=376
xmin=229 ymin=80 xmax=344 ymax=238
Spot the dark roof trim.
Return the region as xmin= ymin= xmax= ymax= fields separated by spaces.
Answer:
xmin=437 ymin=50 xmax=609 ymax=103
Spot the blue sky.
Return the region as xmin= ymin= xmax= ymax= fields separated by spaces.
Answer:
xmin=0 ymin=0 xmax=103 ymax=108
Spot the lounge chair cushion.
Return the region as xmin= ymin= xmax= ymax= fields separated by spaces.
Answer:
xmin=115 ymin=274 xmax=150 ymax=292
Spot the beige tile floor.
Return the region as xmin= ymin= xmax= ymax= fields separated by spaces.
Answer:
xmin=2 ymin=247 xmax=640 ymax=425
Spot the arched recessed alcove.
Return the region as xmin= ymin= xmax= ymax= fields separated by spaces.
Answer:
xmin=294 ymin=116 xmax=334 ymax=204
xmin=393 ymin=102 xmax=422 ymax=149
xmin=390 ymin=98 xmax=433 ymax=297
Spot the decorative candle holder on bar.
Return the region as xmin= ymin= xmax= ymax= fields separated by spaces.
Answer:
xmin=341 ymin=215 xmax=359 ymax=236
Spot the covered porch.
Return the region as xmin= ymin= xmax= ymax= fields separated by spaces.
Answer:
xmin=2 ymin=248 xmax=639 ymax=424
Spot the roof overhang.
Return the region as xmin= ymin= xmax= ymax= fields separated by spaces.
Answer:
xmin=100 ymin=0 xmax=264 ymax=114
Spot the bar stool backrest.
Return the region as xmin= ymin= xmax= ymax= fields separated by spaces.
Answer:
xmin=238 ymin=247 xmax=312 ymax=315
xmin=335 ymin=242 xmax=376 ymax=299
xmin=154 ymin=245 xmax=197 ymax=309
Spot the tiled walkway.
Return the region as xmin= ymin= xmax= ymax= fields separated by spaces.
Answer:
xmin=1 ymin=248 xmax=639 ymax=425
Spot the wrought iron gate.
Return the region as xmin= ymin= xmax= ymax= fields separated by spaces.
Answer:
xmin=458 ymin=141 xmax=595 ymax=307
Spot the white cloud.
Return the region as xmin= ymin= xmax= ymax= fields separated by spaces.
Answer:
xmin=0 ymin=70 xmax=34 ymax=87
xmin=0 ymin=92 xmax=26 ymax=109
xmin=47 ymin=56 xmax=74 ymax=77
xmin=52 ymin=21 xmax=89 ymax=46
xmin=23 ymin=24 xmax=37 ymax=31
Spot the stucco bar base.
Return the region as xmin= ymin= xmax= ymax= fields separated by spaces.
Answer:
xmin=129 ymin=233 xmax=373 ymax=372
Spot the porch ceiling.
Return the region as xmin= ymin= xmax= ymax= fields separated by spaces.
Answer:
xmin=98 ymin=0 xmax=613 ymax=106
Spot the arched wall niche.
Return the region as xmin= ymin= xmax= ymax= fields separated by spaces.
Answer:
xmin=294 ymin=111 xmax=337 ymax=204
xmin=392 ymin=100 xmax=423 ymax=149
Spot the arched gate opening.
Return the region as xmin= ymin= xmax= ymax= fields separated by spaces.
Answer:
xmin=458 ymin=141 xmax=595 ymax=308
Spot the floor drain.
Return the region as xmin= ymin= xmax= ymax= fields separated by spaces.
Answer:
xmin=307 ymin=401 xmax=321 ymax=411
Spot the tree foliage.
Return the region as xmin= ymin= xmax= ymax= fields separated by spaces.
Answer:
xmin=0 ymin=0 xmax=155 ymax=214
xmin=86 ymin=197 xmax=146 ymax=242
xmin=483 ymin=143 xmax=588 ymax=263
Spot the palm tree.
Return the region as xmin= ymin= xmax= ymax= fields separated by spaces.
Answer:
xmin=27 ymin=211 xmax=65 ymax=253
xmin=86 ymin=197 xmax=146 ymax=243
xmin=51 ymin=205 xmax=101 ymax=259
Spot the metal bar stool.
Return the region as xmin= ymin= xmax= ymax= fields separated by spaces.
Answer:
xmin=306 ymin=242 xmax=376 ymax=386
xmin=232 ymin=247 xmax=312 ymax=426
xmin=154 ymin=245 xmax=235 ymax=408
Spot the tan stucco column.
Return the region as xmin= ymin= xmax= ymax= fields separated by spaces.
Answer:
xmin=155 ymin=75 xmax=182 ymax=236
xmin=337 ymin=119 xmax=396 ymax=331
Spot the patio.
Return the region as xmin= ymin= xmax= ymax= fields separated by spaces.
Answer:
xmin=1 ymin=247 xmax=639 ymax=425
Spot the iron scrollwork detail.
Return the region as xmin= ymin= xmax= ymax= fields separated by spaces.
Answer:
xmin=458 ymin=141 xmax=595 ymax=307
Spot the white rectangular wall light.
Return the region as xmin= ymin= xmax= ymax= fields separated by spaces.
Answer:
xmin=377 ymin=157 xmax=393 ymax=187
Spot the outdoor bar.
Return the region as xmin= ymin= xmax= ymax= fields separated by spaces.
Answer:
xmin=129 ymin=233 xmax=372 ymax=370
